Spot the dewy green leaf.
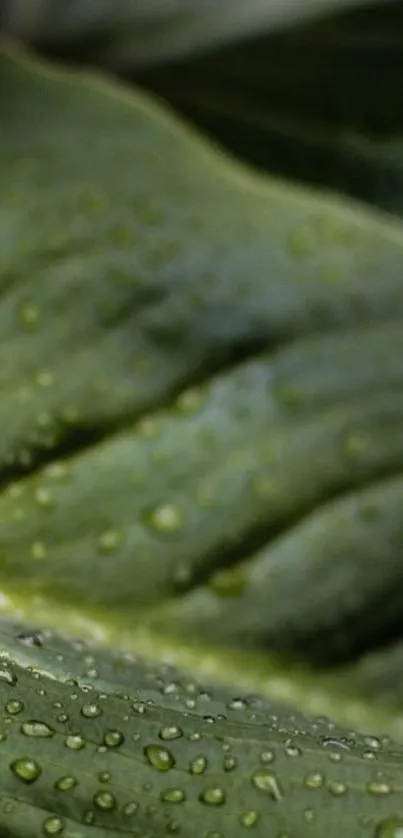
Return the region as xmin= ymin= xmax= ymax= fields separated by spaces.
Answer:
xmin=1 ymin=619 xmax=403 ymax=838
xmin=2 ymin=44 xmax=403 ymax=836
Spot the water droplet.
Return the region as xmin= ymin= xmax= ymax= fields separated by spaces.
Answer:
xmin=34 ymin=488 xmax=54 ymax=508
xmin=240 ymin=811 xmax=259 ymax=828
xmin=367 ymin=780 xmax=392 ymax=796
xmin=65 ymin=734 xmax=86 ymax=750
xmin=252 ymin=769 xmax=283 ymax=800
xmin=103 ymin=730 xmax=124 ymax=748
xmin=260 ymin=750 xmax=275 ymax=764
xmin=81 ymin=703 xmax=102 ymax=719
xmin=82 ymin=810 xmax=95 ymax=826
xmin=36 ymin=370 xmax=54 ymax=388
xmin=55 ymin=776 xmax=77 ymax=792
xmin=284 ymin=740 xmax=302 ymax=758
xmin=144 ymin=744 xmax=175 ymax=771
xmin=147 ymin=504 xmax=183 ymax=533
xmin=0 ymin=666 xmax=17 ymax=686
xmin=175 ymin=388 xmax=203 ymax=412
xmin=189 ymin=756 xmax=208 ymax=775
xmin=122 ymin=801 xmax=138 ymax=816
xmin=31 ymin=541 xmax=47 ymax=560
xmin=159 ymin=725 xmax=183 ymax=741
xmin=208 ymin=568 xmax=246 ymax=597
xmin=11 ymin=758 xmax=41 ymax=783
xmin=97 ymin=530 xmax=122 ymax=554
xmin=223 ymin=756 xmax=237 ymax=772
xmin=94 ymin=791 xmax=116 ymax=811
xmin=200 ymin=787 xmax=226 ymax=806
xmin=43 ymin=816 xmax=64 ymax=835
xmin=160 ymin=788 xmax=186 ymax=804
xmin=304 ymin=772 xmax=324 ymax=790
xmin=21 ymin=720 xmax=54 ymax=738
xmin=327 ymin=780 xmax=347 ymax=796
xmin=5 ymin=699 xmax=24 ymax=715
xmin=21 ymin=303 xmax=40 ymax=327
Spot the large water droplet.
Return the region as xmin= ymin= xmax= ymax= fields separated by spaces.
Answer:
xmin=11 ymin=758 xmax=42 ymax=783
xmin=144 ymin=744 xmax=175 ymax=771
xmin=21 ymin=720 xmax=54 ymax=738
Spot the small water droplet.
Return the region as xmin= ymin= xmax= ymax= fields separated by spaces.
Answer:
xmin=31 ymin=541 xmax=47 ymax=560
xmin=367 ymin=780 xmax=392 ymax=796
xmin=304 ymin=772 xmax=324 ymax=790
xmin=223 ymin=756 xmax=237 ymax=772
xmin=147 ymin=504 xmax=183 ymax=533
xmin=240 ymin=810 xmax=259 ymax=828
xmin=189 ymin=756 xmax=208 ymax=775
xmin=159 ymin=725 xmax=183 ymax=741
xmin=43 ymin=815 xmax=64 ymax=835
xmin=34 ymin=488 xmax=54 ymax=507
xmin=55 ymin=776 xmax=77 ymax=792
xmin=160 ymin=788 xmax=186 ymax=804
xmin=97 ymin=529 xmax=122 ymax=554
xmin=81 ymin=703 xmax=102 ymax=719
xmin=5 ymin=699 xmax=24 ymax=715
xmin=327 ymin=780 xmax=347 ymax=796
xmin=65 ymin=734 xmax=86 ymax=750
xmin=123 ymin=801 xmax=138 ymax=816
xmin=93 ymin=791 xmax=116 ymax=811
xmin=199 ymin=787 xmax=226 ymax=806
xmin=208 ymin=568 xmax=246 ymax=597
xmin=103 ymin=730 xmax=124 ymax=748
xmin=260 ymin=750 xmax=275 ymax=764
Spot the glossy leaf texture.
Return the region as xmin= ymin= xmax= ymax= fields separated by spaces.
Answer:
xmin=2 ymin=619 xmax=403 ymax=838
xmin=2 ymin=43 xmax=403 ymax=836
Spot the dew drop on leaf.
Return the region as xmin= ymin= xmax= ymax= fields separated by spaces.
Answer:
xmin=144 ymin=744 xmax=175 ymax=771
xmin=10 ymin=757 xmax=42 ymax=783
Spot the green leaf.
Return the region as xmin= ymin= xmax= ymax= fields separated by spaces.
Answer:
xmin=2 ymin=44 xmax=403 ymax=836
xmin=1 ymin=619 xmax=403 ymax=838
